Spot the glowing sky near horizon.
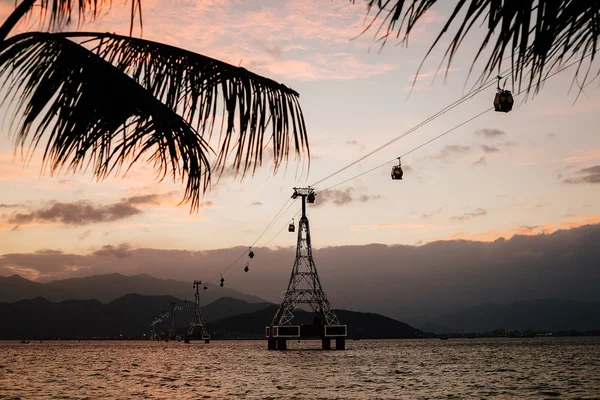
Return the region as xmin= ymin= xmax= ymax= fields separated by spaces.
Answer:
xmin=0 ymin=0 xmax=599 ymax=260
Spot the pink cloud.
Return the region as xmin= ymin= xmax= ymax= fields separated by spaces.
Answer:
xmin=263 ymin=54 xmax=395 ymax=81
xmin=562 ymin=149 xmax=600 ymax=164
xmin=73 ymin=0 xmax=396 ymax=81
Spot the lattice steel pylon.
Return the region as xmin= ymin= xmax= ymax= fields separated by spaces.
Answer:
xmin=272 ymin=187 xmax=341 ymax=327
xmin=149 ymin=321 xmax=158 ymax=341
xmin=167 ymin=302 xmax=178 ymax=340
xmin=187 ymin=280 xmax=210 ymax=342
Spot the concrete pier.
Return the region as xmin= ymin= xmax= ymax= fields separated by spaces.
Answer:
xmin=277 ymin=338 xmax=287 ymax=350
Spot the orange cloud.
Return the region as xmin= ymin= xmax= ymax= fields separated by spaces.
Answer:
xmin=444 ymin=214 xmax=600 ymax=242
xmin=0 ymin=265 xmax=41 ymax=281
xmin=562 ymin=149 xmax=600 ymax=164
xmin=0 ymin=152 xmax=44 ymax=181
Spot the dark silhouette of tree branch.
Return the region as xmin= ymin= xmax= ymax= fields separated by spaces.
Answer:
xmin=352 ymin=0 xmax=599 ymax=93
xmin=0 ymin=1 xmax=308 ymax=212
xmin=0 ymin=0 xmax=142 ymax=38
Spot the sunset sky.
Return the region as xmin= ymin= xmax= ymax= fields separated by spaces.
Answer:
xmin=0 ymin=0 xmax=599 ymax=285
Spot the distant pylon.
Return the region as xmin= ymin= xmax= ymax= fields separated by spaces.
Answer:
xmin=267 ymin=187 xmax=346 ymax=350
xmin=149 ymin=321 xmax=157 ymax=341
xmin=187 ymin=281 xmax=211 ymax=343
xmin=167 ymin=302 xmax=178 ymax=340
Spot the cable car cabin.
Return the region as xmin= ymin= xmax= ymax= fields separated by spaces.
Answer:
xmin=307 ymin=192 xmax=316 ymax=203
xmin=391 ymin=165 xmax=403 ymax=180
xmin=494 ymin=89 xmax=514 ymax=112
xmin=288 ymin=222 xmax=295 ymax=232
xmin=244 ymin=264 xmax=249 ymax=272
xmin=248 ymin=248 xmax=254 ymax=258
xmin=203 ymin=284 xmax=208 ymax=290
xmin=220 ymin=276 xmax=225 ymax=287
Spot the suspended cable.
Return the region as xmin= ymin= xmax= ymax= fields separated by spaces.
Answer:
xmin=204 ymin=80 xmax=503 ymax=283
xmin=207 ymin=53 xmax=592 ymax=285
xmin=205 ymin=199 xmax=299 ymax=284
xmin=319 ymin=53 xmax=592 ymax=193
xmin=320 ymin=109 xmax=491 ymax=193
xmin=250 ymin=197 xmax=293 ymax=248
xmin=203 ymin=197 xmax=292 ymax=283
xmin=255 ymin=209 xmax=300 ymax=258
xmin=310 ymin=74 xmax=505 ymax=187
xmin=225 ymin=208 xmax=302 ymax=279
xmin=203 ymin=70 xmax=508 ymax=284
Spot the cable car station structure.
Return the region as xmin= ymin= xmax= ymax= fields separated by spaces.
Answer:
xmin=266 ymin=187 xmax=347 ymax=350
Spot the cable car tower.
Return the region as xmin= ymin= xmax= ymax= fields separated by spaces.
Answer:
xmin=167 ymin=302 xmax=180 ymax=341
xmin=186 ymin=280 xmax=211 ymax=344
xmin=266 ymin=187 xmax=347 ymax=350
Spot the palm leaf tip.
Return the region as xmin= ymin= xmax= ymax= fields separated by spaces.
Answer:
xmin=46 ymin=0 xmax=142 ymax=30
xmin=0 ymin=0 xmax=143 ymax=37
xmin=352 ymin=0 xmax=600 ymax=93
xmin=66 ymin=32 xmax=309 ymax=179
xmin=0 ymin=32 xmax=211 ymax=212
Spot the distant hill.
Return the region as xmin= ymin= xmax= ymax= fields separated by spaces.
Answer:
xmin=0 ymin=294 xmax=273 ymax=340
xmin=210 ymin=305 xmax=422 ymax=339
xmin=421 ymin=299 xmax=600 ymax=333
xmin=0 ymin=273 xmax=265 ymax=304
xmin=0 ymin=295 xmax=420 ymax=340
xmin=200 ymin=297 xmax=273 ymax=322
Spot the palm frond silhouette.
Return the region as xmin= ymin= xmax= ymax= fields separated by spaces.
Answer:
xmin=353 ymin=0 xmax=599 ymax=92
xmin=0 ymin=1 xmax=308 ymax=211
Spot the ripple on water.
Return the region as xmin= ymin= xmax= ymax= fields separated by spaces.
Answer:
xmin=0 ymin=338 xmax=599 ymax=399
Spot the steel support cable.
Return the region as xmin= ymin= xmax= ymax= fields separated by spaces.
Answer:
xmin=205 ymin=199 xmax=298 ymax=284
xmin=203 ymin=197 xmax=292 ymax=283
xmin=202 ymin=68 xmax=509 ymax=284
xmin=310 ymin=76 xmax=504 ymax=188
xmin=207 ymin=53 xmax=591 ymax=286
xmin=255 ymin=205 xmax=300 ymax=258
xmin=318 ymin=54 xmax=593 ymax=194
xmin=205 ymin=73 xmax=507 ymax=284
xmin=310 ymin=52 xmax=531 ymax=188
xmin=319 ymin=108 xmax=492 ymax=193
xmin=225 ymin=207 xmax=302 ymax=279
xmin=250 ymin=197 xmax=293 ymax=248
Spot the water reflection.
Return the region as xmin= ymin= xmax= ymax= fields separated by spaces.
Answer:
xmin=1 ymin=338 xmax=599 ymax=399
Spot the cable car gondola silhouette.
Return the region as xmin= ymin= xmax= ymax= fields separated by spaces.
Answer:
xmin=288 ymin=219 xmax=295 ymax=233
xmin=244 ymin=263 xmax=249 ymax=272
xmin=307 ymin=192 xmax=316 ymax=204
xmin=248 ymin=247 xmax=254 ymax=259
xmin=220 ymin=276 xmax=225 ymax=287
xmin=493 ymin=76 xmax=514 ymax=113
xmin=203 ymin=284 xmax=208 ymax=290
xmin=391 ymin=158 xmax=403 ymax=180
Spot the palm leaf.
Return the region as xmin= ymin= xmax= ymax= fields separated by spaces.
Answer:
xmin=60 ymin=32 xmax=309 ymax=178
xmin=1 ymin=0 xmax=142 ymax=34
xmin=0 ymin=32 xmax=309 ymax=210
xmin=0 ymin=32 xmax=210 ymax=211
xmin=353 ymin=0 xmax=600 ymax=93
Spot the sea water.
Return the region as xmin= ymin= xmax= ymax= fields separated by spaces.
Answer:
xmin=1 ymin=337 xmax=599 ymax=399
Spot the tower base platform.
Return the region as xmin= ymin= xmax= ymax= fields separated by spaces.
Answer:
xmin=266 ymin=324 xmax=347 ymax=350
